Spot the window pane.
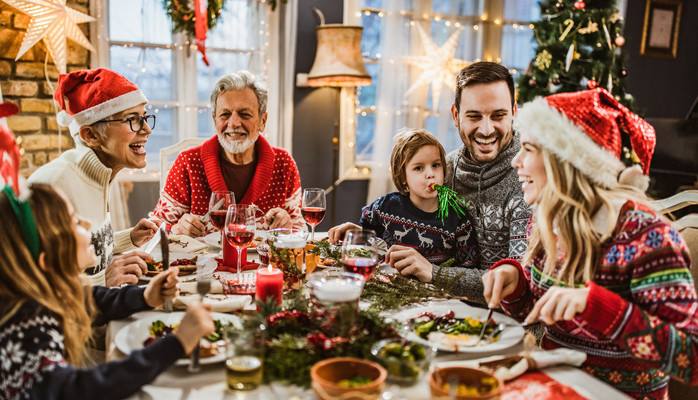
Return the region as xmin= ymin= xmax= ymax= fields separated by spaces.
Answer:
xmin=110 ymin=46 xmax=174 ymax=101
xmin=196 ymin=51 xmax=256 ymax=102
xmin=144 ymin=107 xmax=175 ymax=166
xmin=357 ymin=63 xmax=380 ymax=106
xmin=109 ymin=0 xmax=171 ymax=44
xmin=503 ymin=0 xmax=540 ymax=21
xmin=500 ymin=25 xmax=535 ymax=70
xmin=361 ymin=13 xmax=382 ymax=58
xmin=432 ymin=0 xmax=480 ymax=15
xmin=208 ymin=0 xmax=268 ymax=50
xmin=356 ymin=113 xmax=376 ymax=162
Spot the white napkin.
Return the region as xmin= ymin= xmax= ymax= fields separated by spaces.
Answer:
xmin=172 ymin=293 xmax=252 ymax=312
xmin=167 ymin=234 xmax=208 ymax=254
xmin=179 ymin=280 xmax=224 ymax=294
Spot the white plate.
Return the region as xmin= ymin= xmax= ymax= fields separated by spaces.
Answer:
xmin=114 ymin=312 xmax=240 ymax=366
xmin=141 ymin=253 xmax=213 ymax=282
xmin=390 ymin=299 xmax=524 ymax=353
xmin=202 ymin=232 xmax=264 ymax=253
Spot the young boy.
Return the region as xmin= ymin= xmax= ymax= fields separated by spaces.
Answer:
xmin=329 ymin=129 xmax=481 ymax=299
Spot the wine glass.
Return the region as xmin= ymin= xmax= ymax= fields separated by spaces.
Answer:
xmin=301 ymin=188 xmax=326 ymax=242
xmin=209 ymin=191 xmax=235 ymax=247
xmin=341 ymin=229 xmax=379 ymax=280
xmin=224 ymin=204 xmax=257 ymax=277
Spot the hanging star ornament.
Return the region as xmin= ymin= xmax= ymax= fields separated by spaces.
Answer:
xmin=4 ymin=0 xmax=96 ymax=74
xmin=402 ymin=24 xmax=469 ymax=108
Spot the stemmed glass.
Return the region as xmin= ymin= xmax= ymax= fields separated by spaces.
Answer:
xmin=341 ymin=229 xmax=379 ymax=281
xmin=209 ymin=191 xmax=235 ymax=247
xmin=224 ymin=204 xmax=257 ymax=277
xmin=301 ymin=188 xmax=326 ymax=242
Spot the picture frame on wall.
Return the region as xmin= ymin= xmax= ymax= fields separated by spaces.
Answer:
xmin=640 ymin=0 xmax=682 ymax=59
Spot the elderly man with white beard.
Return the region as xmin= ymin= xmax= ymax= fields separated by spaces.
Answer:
xmin=151 ymin=70 xmax=303 ymax=237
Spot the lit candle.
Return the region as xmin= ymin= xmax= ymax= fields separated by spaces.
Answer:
xmin=255 ymin=265 xmax=283 ymax=305
xmin=313 ymin=279 xmax=362 ymax=302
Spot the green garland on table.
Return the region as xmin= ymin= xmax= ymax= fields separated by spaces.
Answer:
xmin=163 ymin=0 xmax=226 ymax=36
xmin=246 ymin=296 xmax=400 ymax=387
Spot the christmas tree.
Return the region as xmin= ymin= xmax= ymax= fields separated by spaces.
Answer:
xmin=517 ymin=0 xmax=639 ymax=113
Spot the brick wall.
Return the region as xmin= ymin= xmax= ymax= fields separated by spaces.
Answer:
xmin=0 ymin=0 xmax=91 ymax=177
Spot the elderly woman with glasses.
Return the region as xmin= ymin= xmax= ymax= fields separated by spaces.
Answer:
xmin=29 ymin=68 xmax=160 ymax=288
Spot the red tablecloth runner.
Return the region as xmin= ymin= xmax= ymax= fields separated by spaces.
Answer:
xmin=214 ymin=257 xmax=259 ymax=273
xmin=502 ymin=371 xmax=588 ymax=400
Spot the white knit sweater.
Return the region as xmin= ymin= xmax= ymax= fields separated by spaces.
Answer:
xmin=28 ymin=143 xmax=134 ymax=286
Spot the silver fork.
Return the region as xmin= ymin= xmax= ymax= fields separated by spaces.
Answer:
xmin=188 ymin=265 xmax=211 ymax=373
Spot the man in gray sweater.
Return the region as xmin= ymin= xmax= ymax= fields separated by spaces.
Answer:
xmin=434 ymin=62 xmax=531 ymax=302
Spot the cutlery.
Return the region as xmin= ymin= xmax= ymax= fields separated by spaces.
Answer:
xmin=476 ymin=308 xmax=494 ymax=345
xmin=143 ymin=223 xmax=165 ymax=254
xmin=521 ymin=319 xmax=543 ymax=328
xmin=160 ymin=229 xmax=173 ymax=313
xmin=188 ymin=263 xmax=212 ymax=373
xmin=200 ymin=198 xmax=226 ymax=224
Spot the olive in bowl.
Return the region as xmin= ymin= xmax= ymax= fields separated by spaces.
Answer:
xmin=370 ymin=338 xmax=436 ymax=384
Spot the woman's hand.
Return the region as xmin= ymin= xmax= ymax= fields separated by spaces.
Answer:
xmin=143 ymin=267 xmax=180 ymax=308
xmin=174 ymin=302 xmax=215 ymax=354
xmin=171 ymin=213 xmax=206 ymax=237
xmin=482 ymin=264 xmax=520 ymax=309
xmin=386 ymin=245 xmax=433 ymax=282
xmin=524 ymin=286 xmax=590 ymax=325
xmin=327 ymin=222 xmax=361 ymax=244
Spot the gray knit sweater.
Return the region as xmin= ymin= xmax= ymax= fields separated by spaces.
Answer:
xmin=433 ymin=133 xmax=531 ymax=303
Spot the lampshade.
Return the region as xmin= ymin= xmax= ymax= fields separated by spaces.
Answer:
xmin=307 ymin=24 xmax=372 ymax=87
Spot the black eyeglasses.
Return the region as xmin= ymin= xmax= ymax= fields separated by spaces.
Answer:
xmin=95 ymin=114 xmax=156 ymax=132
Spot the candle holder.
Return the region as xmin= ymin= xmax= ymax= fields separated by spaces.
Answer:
xmin=267 ymin=228 xmax=309 ymax=289
xmin=306 ymin=270 xmax=365 ymax=338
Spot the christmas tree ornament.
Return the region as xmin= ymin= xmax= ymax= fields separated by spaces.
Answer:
xmin=559 ymin=19 xmax=575 ymax=41
xmin=535 ymin=50 xmax=553 ymax=71
xmin=429 ymin=184 xmax=470 ymax=225
xmin=578 ymin=20 xmax=598 ymax=34
xmin=602 ymin=23 xmax=613 ymax=49
xmin=556 ymin=2 xmax=565 ymax=11
xmin=587 ymin=79 xmax=598 ymax=89
xmin=529 ymin=78 xmax=538 ymax=87
xmin=565 ymin=43 xmax=576 ymax=71
xmin=615 ymin=36 xmax=625 ymax=46
xmin=574 ymin=1 xmax=586 ymax=10
xmin=620 ymin=69 xmax=627 ymax=77
xmin=551 ymin=74 xmax=561 ymax=85
xmin=4 ymin=0 xmax=96 ymax=74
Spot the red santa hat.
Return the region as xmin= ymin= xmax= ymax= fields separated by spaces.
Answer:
xmin=1 ymin=101 xmax=21 ymax=194
xmin=54 ymin=68 xmax=148 ymax=138
xmin=514 ymin=88 xmax=656 ymax=191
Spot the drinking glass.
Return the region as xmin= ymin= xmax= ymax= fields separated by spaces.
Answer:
xmin=209 ymin=191 xmax=235 ymax=246
xmin=306 ymin=270 xmax=365 ymax=337
xmin=301 ymin=188 xmax=326 ymax=242
xmin=224 ymin=204 xmax=256 ymax=277
xmin=225 ymin=322 xmax=266 ymax=391
xmin=267 ymin=228 xmax=308 ymax=287
xmin=341 ymin=229 xmax=379 ymax=280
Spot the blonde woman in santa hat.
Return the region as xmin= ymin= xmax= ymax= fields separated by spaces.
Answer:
xmin=482 ymin=88 xmax=697 ymax=399
xmin=29 ymin=69 xmax=160 ymax=287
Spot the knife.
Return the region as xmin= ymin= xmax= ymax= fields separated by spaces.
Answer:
xmin=477 ymin=308 xmax=494 ymax=344
xmin=160 ymin=229 xmax=173 ymax=313
xmin=143 ymin=223 xmax=165 ymax=254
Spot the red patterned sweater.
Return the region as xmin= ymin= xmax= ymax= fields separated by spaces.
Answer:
xmin=151 ymin=135 xmax=303 ymax=232
xmin=497 ymin=200 xmax=697 ymax=400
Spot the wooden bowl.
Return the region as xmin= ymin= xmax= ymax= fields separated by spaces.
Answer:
xmin=311 ymin=357 xmax=387 ymax=400
xmin=428 ymin=366 xmax=503 ymax=400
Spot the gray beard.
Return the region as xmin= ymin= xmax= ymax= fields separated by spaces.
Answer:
xmin=218 ymin=132 xmax=257 ymax=155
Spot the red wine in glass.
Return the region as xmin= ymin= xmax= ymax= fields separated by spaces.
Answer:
xmin=210 ymin=210 xmax=228 ymax=230
xmin=302 ymin=207 xmax=326 ymax=226
xmin=342 ymin=257 xmax=378 ymax=280
xmin=226 ymin=230 xmax=255 ymax=248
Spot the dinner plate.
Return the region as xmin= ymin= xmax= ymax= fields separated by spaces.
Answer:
xmin=390 ymin=299 xmax=524 ymax=353
xmin=140 ymin=253 xmax=213 ymax=282
xmin=114 ymin=312 xmax=240 ymax=366
xmin=202 ymin=232 xmax=263 ymax=253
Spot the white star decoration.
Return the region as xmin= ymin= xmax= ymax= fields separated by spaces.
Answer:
xmin=4 ymin=0 xmax=96 ymax=74
xmin=402 ymin=25 xmax=469 ymax=108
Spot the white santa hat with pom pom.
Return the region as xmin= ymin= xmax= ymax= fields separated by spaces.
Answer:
xmin=514 ymin=88 xmax=656 ymax=192
xmin=54 ymin=68 xmax=148 ymax=140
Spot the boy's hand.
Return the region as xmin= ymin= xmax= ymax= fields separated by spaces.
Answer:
xmin=327 ymin=222 xmax=361 ymax=244
xmin=386 ymin=244 xmax=433 ymax=282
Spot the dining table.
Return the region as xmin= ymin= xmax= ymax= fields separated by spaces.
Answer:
xmin=106 ymin=232 xmax=633 ymax=400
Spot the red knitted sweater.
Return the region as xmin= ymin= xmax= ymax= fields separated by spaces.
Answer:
xmin=151 ymin=135 xmax=303 ymax=232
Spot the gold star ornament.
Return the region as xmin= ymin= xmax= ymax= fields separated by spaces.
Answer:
xmin=402 ymin=24 xmax=469 ymax=109
xmin=4 ymin=0 xmax=96 ymax=74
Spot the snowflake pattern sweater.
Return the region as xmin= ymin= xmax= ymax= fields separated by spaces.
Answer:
xmin=445 ymin=133 xmax=531 ymax=269
xmin=360 ymin=192 xmax=484 ymax=301
xmin=0 ymin=286 xmax=185 ymax=400
xmin=151 ymin=135 xmax=304 ymax=232
xmin=498 ymin=201 xmax=698 ymax=400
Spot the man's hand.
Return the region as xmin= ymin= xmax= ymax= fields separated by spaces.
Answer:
xmin=524 ymin=286 xmax=590 ymax=325
xmin=327 ymin=222 xmax=361 ymax=244
xmin=171 ymin=213 xmax=206 ymax=237
xmin=174 ymin=302 xmax=215 ymax=355
xmin=265 ymin=208 xmax=292 ymax=229
xmin=482 ymin=263 xmax=520 ymax=309
xmin=105 ymin=251 xmax=152 ymax=287
xmin=143 ymin=267 xmax=180 ymax=308
xmin=130 ymin=218 xmax=160 ymax=246
xmin=386 ymin=244 xmax=433 ymax=282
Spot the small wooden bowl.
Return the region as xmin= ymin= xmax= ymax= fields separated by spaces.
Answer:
xmin=428 ymin=366 xmax=503 ymax=400
xmin=311 ymin=357 xmax=387 ymax=400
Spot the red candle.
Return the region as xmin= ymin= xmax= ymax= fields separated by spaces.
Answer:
xmin=255 ymin=265 xmax=283 ymax=306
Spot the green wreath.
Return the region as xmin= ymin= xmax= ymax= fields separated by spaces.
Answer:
xmin=163 ymin=0 xmax=227 ymax=36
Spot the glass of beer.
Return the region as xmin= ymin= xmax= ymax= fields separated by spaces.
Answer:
xmin=225 ymin=322 xmax=266 ymax=391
